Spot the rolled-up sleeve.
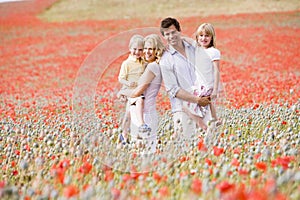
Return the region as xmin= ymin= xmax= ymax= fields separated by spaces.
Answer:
xmin=160 ymin=53 xmax=180 ymax=98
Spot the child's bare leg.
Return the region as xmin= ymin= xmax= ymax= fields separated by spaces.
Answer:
xmin=182 ymin=106 xmax=207 ymax=130
xmin=196 ymin=116 xmax=208 ymax=130
xmin=210 ymin=103 xmax=217 ymax=120
xmin=121 ymin=109 xmax=130 ymax=140
xmin=135 ymin=97 xmax=145 ymax=126
xmin=136 ymin=96 xmax=151 ymax=133
xmin=210 ymin=103 xmax=222 ymax=126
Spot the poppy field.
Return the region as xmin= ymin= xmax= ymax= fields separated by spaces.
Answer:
xmin=0 ymin=1 xmax=300 ymax=199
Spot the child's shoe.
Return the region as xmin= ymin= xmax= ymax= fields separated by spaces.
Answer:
xmin=138 ymin=124 xmax=151 ymax=133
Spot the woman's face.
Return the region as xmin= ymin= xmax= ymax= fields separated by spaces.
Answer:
xmin=144 ymin=40 xmax=156 ymax=62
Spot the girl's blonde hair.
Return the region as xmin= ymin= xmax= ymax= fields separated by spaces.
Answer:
xmin=144 ymin=34 xmax=165 ymax=63
xmin=129 ymin=34 xmax=144 ymax=49
xmin=196 ymin=23 xmax=216 ymax=48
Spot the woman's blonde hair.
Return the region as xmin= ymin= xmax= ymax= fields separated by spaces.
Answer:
xmin=144 ymin=34 xmax=165 ymax=63
xmin=196 ymin=23 xmax=216 ymax=48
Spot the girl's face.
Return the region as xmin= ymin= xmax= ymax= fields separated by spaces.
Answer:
xmin=144 ymin=40 xmax=156 ymax=62
xmin=129 ymin=41 xmax=144 ymax=59
xmin=197 ymin=31 xmax=212 ymax=48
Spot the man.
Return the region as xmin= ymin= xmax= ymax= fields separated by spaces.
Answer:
xmin=159 ymin=17 xmax=211 ymax=140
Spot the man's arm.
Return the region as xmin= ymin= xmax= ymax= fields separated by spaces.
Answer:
xmin=160 ymin=53 xmax=181 ymax=98
xmin=175 ymin=88 xmax=211 ymax=106
xmin=182 ymin=36 xmax=196 ymax=46
xmin=160 ymin=52 xmax=210 ymax=107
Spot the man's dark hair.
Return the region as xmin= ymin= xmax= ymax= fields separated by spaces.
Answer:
xmin=160 ymin=17 xmax=181 ymax=36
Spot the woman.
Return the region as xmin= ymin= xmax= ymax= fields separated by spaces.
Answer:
xmin=118 ymin=34 xmax=165 ymax=154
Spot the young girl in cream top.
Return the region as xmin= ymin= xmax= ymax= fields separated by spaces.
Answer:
xmin=118 ymin=35 xmax=146 ymax=143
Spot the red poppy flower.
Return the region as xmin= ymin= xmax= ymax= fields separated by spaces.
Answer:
xmin=153 ymin=172 xmax=162 ymax=182
xmin=191 ymin=178 xmax=202 ymax=194
xmin=205 ymin=158 xmax=213 ymax=166
xmin=122 ymin=173 xmax=132 ymax=182
xmin=271 ymin=156 xmax=294 ymax=170
xmin=231 ymin=158 xmax=240 ymax=167
xmin=238 ymin=168 xmax=249 ymax=176
xmin=78 ymin=161 xmax=92 ymax=174
xmin=254 ymin=153 xmax=261 ymax=159
xmin=111 ymin=188 xmax=121 ymax=200
xmin=255 ymin=162 xmax=267 ymax=171
xmin=63 ymin=185 xmax=79 ymax=198
xmin=12 ymin=170 xmax=18 ymax=176
xmin=104 ymin=170 xmax=114 ymax=182
xmin=233 ymin=147 xmax=241 ymax=155
xmin=197 ymin=139 xmax=207 ymax=151
xmin=216 ymin=181 xmax=235 ymax=193
xmin=11 ymin=161 xmax=16 ymax=167
xmin=0 ymin=181 xmax=5 ymax=188
xmin=158 ymin=186 xmax=169 ymax=197
xmin=213 ymin=146 xmax=224 ymax=156
xmin=180 ymin=156 xmax=189 ymax=163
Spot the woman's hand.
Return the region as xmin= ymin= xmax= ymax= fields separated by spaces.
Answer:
xmin=119 ymin=95 xmax=127 ymax=102
xmin=117 ymin=91 xmax=127 ymax=102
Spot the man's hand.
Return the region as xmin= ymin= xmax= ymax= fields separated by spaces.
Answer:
xmin=197 ymin=96 xmax=211 ymax=106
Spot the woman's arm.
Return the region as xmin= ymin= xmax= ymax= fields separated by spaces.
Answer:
xmin=118 ymin=67 xmax=155 ymax=98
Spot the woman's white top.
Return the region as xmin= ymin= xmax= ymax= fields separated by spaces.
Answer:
xmin=143 ymin=62 xmax=162 ymax=113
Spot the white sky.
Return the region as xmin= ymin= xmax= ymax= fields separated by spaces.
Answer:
xmin=0 ymin=0 xmax=27 ymax=3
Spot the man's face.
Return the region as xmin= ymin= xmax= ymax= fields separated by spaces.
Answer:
xmin=162 ymin=25 xmax=181 ymax=46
